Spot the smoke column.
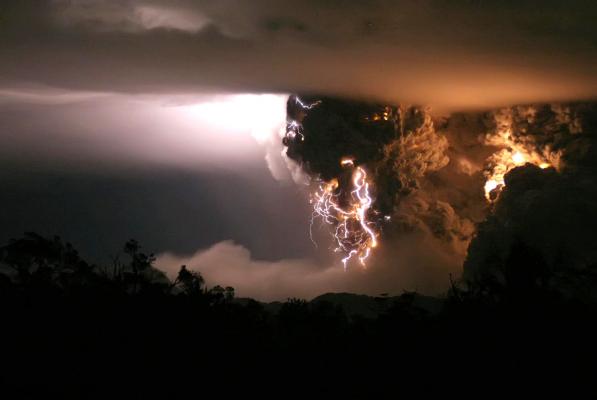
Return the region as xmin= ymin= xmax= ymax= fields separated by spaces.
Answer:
xmin=282 ymin=95 xmax=597 ymax=290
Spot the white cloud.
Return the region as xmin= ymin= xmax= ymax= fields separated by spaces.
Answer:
xmin=156 ymin=240 xmax=345 ymax=301
xmin=155 ymin=233 xmax=463 ymax=301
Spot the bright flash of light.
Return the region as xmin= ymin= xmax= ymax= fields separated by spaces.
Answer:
xmin=484 ymin=179 xmax=500 ymax=196
xmin=512 ymin=151 xmax=526 ymax=165
xmin=179 ymin=93 xmax=289 ymax=144
xmin=310 ymin=159 xmax=379 ymax=269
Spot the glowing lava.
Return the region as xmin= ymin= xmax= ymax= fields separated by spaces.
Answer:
xmin=310 ymin=158 xmax=379 ymax=269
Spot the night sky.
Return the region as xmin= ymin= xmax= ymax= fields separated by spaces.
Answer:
xmin=1 ymin=0 xmax=597 ymax=300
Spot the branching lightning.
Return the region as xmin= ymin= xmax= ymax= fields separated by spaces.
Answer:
xmin=284 ymin=96 xmax=321 ymax=144
xmin=310 ymin=158 xmax=379 ymax=269
xmin=284 ymin=96 xmax=380 ymax=269
xmin=294 ymin=97 xmax=322 ymax=110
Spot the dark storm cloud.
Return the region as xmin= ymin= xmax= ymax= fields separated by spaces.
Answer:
xmin=1 ymin=0 xmax=596 ymax=109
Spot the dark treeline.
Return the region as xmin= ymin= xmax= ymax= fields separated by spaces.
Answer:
xmin=1 ymin=233 xmax=597 ymax=398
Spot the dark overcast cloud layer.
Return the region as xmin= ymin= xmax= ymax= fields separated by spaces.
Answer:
xmin=1 ymin=0 xmax=597 ymax=110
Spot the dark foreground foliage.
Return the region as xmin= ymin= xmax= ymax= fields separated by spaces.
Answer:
xmin=1 ymin=233 xmax=597 ymax=398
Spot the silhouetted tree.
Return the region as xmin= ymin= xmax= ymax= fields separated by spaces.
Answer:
xmin=1 ymin=232 xmax=596 ymax=398
xmin=0 ymin=232 xmax=94 ymax=289
xmin=173 ymin=264 xmax=205 ymax=296
xmin=224 ymin=286 xmax=235 ymax=301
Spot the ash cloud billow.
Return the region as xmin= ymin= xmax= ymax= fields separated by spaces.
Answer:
xmin=464 ymin=103 xmax=597 ymax=298
xmin=282 ymin=95 xmax=597 ymax=297
xmin=283 ymin=96 xmax=477 ymax=273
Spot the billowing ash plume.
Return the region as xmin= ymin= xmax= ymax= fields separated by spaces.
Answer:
xmin=481 ymin=104 xmax=588 ymax=200
xmin=464 ymin=103 xmax=597 ymax=297
xmin=283 ymin=94 xmax=597 ymax=295
xmin=284 ymin=95 xmax=471 ymax=268
xmin=285 ymin=96 xmax=396 ymax=268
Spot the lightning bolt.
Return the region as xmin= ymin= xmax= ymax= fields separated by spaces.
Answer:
xmin=294 ymin=97 xmax=322 ymax=110
xmin=284 ymin=96 xmax=321 ymax=144
xmin=310 ymin=158 xmax=379 ymax=269
xmin=284 ymin=97 xmax=380 ymax=269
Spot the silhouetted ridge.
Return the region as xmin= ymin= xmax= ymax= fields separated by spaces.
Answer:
xmin=1 ymin=232 xmax=597 ymax=397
